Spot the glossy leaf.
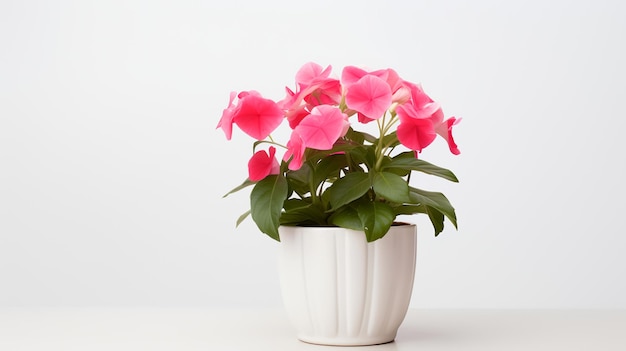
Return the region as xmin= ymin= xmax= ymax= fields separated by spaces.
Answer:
xmin=357 ymin=202 xmax=395 ymax=242
xmin=313 ymin=154 xmax=348 ymax=189
xmin=223 ymin=179 xmax=255 ymax=198
xmin=286 ymin=163 xmax=311 ymax=186
xmin=385 ymin=153 xmax=459 ymax=182
xmin=393 ymin=204 xmax=427 ymax=216
xmin=328 ymin=206 xmax=363 ymax=231
xmin=424 ymin=205 xmax=445 ymax=236
xmin=281 ymin=199 xmax=326 ymax=225
xmin=409 ymin=187 xmax=457 ymax=229
xmin=326 ymin=172 xmax=371 ymax=210
xmin=250 ymin=175 xmax=289 ymax=241
xmin=372 ymin=171 xmax=410 ymax=203
xmin=236 ymin=209 xmax=251 ymax=227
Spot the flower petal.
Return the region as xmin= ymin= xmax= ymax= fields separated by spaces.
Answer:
xmin=233 ymin=94 xmax=284 ymax=140
xmin=295 ymin=105 xmax=349 ymax=150
xmin=341 ymin=65 xmax=369 ymax=87
xmin=248 ymin=146 xmax=279 ymax=181
xmin=396 ymin=105 xmax=437 ymax=152
xmin=345 ymin=75 xmax=392 ymax=120
xmin=284 ymin=131 xmax=306 ymax=170
xmin=295 ymin=62 xmax=331 ymax=87
xmin=435 ymin=117 xmax=462 ymax=155
xmin=216 ymin=91 xmax=238 ymax=140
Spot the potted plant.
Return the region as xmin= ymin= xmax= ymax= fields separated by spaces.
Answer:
xmin=217 ymin=62 xmax=461 ymax=346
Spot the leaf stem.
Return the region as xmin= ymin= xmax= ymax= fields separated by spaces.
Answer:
xmin=307 ymin=160 xmax=319 ymax=205
xmin=375 ymin=113 xmax=400 ymax=170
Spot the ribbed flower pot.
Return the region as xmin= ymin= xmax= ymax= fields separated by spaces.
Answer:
xmin=278 ymin=224 xmax=417 ymax=346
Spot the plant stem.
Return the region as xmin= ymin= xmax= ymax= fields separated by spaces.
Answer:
xmin=375 ymin=113 xmax=400 ymax=171
xmin=307 ymin=160 xmax=319 ymax=205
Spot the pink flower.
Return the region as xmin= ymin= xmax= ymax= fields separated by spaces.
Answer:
xmin=344 ymin=75 xmax=392 ymax=121
xmin=295 ymin=62 xmax=332 ymax=87
xmin=278 ymin=62 xmax=341 ymax=127
xmin=396 ymin=103 xmax=437 ymax=152
xmin=341 ymin=66 xmax=409 ymax=121
xmin=396 ymin=83 xmax=462 ymax=155
xmin=391 ymin=86 xmax=412 ymax=105
xmin=283 ymin=131 xmax=305 ymax=170
xmin=341 ymin=65 xmax=370 ymax=86
xmin=295 ymin=105 xmax=349 ymax=150
xmin=234 ymin=93 xmax=284 ymax=140
xmin=283 ymin=105 xmax=349 ymax=170
xmin=303 ymin=79 xmax=342 ymax=107
xmin=405 ymin=82 xmax=442 ymax=119
xmin=357 ymin=112 xmax=377 ymax=124
xmin=382 ymin=68 xmax=403 ymax=94
xmin=216 ymin=91 xmax=238 ymax=140
xmin=394 ymin=83 xmax=447 ymax=152
xmin=435 ymin=117 xmax=462 ymax=155
xmin=248 ymin=146 xmax=280 ymax=181
xmin=217 ymin=91 xmax=284 ymax=141
xmin=285 ymin=103 xmax=310 ymax=129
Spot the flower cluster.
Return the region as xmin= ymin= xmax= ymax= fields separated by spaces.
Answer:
xmin=218 ymin=62 xmax=461 ymax=242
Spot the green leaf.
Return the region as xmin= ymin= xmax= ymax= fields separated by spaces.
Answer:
xmin=363 ymin=146 xmax=377 ymax=170
xmin=424 ymin=206 xmax=445 ymax=236
xmin=326 ymin=172 xmax=371 ymax=210
xmin=393 ymin=204 xmax=427 ymax=216
xmin=306 ymin=141 xmax=361 ymax=164
xmin=379 ymin=155 xmax=410 ymax=176
xmin=357 ymin=202 xmax=395 ymax=242
xmin=250 ymin=175 xmax=289 ymax=241
xmin=409 ymin=187 xmax=457 ymax=229
xmin=280 ymin=201 xmax=327 ymax=226
xmin=313 ymin=154 xmax=348 ymax=189
xmin=372 ymin=171 xmax=410 ymax=203
xmin=344 ymin=146 xmax=369 ymax=169
xmin=358 ymin=131 xmax=377 ymax=144
xmin=223 ymin=179 xmax=255 ymax=198
xmin=236 ymin=209 xmax=251 ymax=227
xmin=328 ymin=206 xmax=363 ymax=231
xmin=344 ymin=127 xmax=368 ymax=144
xmin=286 ymin=163 xmax=312 ymax=196
xmin=385 ymin=153 xmax=459 ymax=182
xmin=283 ymin=198 xmax=312 ymax=211
xmin=287 ymin=162 xmax=312 ymax=184
xmin=392 ymin=203 xmax=447 ymax=236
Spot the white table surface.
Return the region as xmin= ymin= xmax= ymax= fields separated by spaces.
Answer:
xmin=1 ymin=308 xmax=625 ymax=350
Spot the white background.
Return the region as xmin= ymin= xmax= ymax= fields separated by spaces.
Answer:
xmin=1 ymin=0 xmax=625 ymax=309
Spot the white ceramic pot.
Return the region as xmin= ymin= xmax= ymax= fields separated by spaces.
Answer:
xmin=278 ymin=224 xmax=417 ymax=346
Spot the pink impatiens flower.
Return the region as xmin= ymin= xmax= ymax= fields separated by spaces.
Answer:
xmin=282 ymin=105 xmax=349 ymax=171
xmin=435 ymin=117 xmax=462 ymax=155
xmin=295 ymin=62 xmax=333 ymax=87
xmin=395 ymin=83 xmax=447 ymax=153
xmin=278 ymin=62 xmax=342 ymax=129
xmin=396 ymin=103 xmax=437 ymax=153
xmin=217 ymin=91 xmax=284 ymax=141
xmin=341 ymin=65 xmax=372 ymax=86
xmin=216 ymin=91 xmax=238 ymax=140
xmin=396 ymin=83 xmax=462 ymax=155
xmin=294 ymin=62 xmax=342 ymax=107
xmin=342 ymin=66 xmax=412 ymax=121
xmin=405 ymin=82 xmax=442 ymax=120
xmin=248 ymin=146 xmax=280 ymax=181
xmin=295 ymin=105 xmax=349 ymax=150
xmin=234 ymin=93 xmax=284 ymax=140
xmin=345 ymin=74 xmax=392 ymax=121
xmin=283 ymin=131 xmax=305 ymax=170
